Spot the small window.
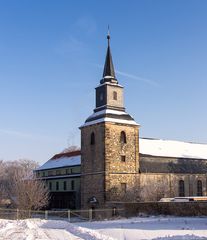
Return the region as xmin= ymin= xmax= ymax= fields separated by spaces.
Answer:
xmin=48 ymin=171 xmax=54 ymax=176
xmin=113 ymin=91 xmax=117 ymax=100
xmin=179 ymin=180 xmax=185 ymax=197
xmin=120 ymin=131 xmax=127 ymax=144
xmin=63 ymin=181 xmax=67 ymax=191
xmin=90 ymin=132 xmax=95 ymax=145
xmin=71 ymin=180 xmax=75 ymax=190
xmin=197 ymin=180 xmax=203 ymax=196
xmin=56 ymin=182 xmax=59 ymax=191
xmin=66 ymin=169 xmax=69 ymax=174
xmin=121 ymin=183 xmax=126 ymax=193
xmin=100 ymin=92 xmax=104 ymax=101
xmin=121 ymin=155 xmax=126 ymax=162
xmin=42 ymin=172 xmax=45 ymax=177
xmin=56 ymin=170 xmax=61 ymax=175
xmin=71 ymin=168 xmax=73 ymax=174
xmin=49 ymin=182 xmax=52 ymax=191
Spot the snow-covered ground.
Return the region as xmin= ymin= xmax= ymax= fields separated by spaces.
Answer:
xmin=0 ymin=216 xmax=207 ymax=240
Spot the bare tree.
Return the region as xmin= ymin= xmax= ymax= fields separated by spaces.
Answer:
xmin=1 ymin=159 xmax=49 ymax=211
xmin=11 ymin=171 xmax=49 ymax=211
xmin=0 ymin=160 xmax=7 ymax=204
xmin=61 ymin=145 xmax=80 ymax=153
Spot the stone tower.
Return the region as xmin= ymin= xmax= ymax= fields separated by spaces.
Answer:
xmin=80 ymin=32 xmax=140 ymax=209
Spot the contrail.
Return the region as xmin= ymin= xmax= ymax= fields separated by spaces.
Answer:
xmin=93 ymin=63 xmax=159 ymax=87
xmin=115 ymin=70 xmax=159 ymax=87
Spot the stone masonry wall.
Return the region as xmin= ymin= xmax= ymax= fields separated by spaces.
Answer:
xmin=81 ymin=121 xmax=140 ymax=208
xmin=104 ymin=122 xmax=140 ymax=202
xmin=139 ymin=173 xmax=207 ymax=201
xmin=80 ymin=123 xmax=105 ymax=208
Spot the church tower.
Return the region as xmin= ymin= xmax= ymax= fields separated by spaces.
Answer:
xmin=80 ymin=32 xmax=140 ymax=208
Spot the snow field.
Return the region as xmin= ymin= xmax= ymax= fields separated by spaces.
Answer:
xmin=0 ymin=216 xmax=207 ymax=240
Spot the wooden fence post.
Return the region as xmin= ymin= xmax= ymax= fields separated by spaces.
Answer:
xmin=68 ymin=210 xmax=71 ymax=222
xmin=45 ymin=210 xmax=48 ymax=220
xmin=16 ymin=209 xmax=19 ymax=220
xmin=89 ymin=208 xmax=93 ymax=221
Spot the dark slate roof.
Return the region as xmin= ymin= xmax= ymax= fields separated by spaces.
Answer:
xmin=85 ymin=110 xmax=134 ymax=123
xmin=80 ymin=109 xmax=138 ymax=127
xmin=101 ymin=32 xmax=117 ymax=84
xmin=140 ymin=154 xmax=207 ymax=174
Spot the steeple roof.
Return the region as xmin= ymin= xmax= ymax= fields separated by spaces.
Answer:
xmin=101 ymin=30 xmax=118 ymax=84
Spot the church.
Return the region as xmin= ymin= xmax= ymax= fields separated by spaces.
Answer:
xmin=36 ymin=33 xmax=207 ymax=209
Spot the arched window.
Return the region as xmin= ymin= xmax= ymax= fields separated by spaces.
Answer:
xmin=120 ymin=131 xmax=127 ymax=144
xmin=113 ymin=91 xmax=117 ymax=100
xmin=90 ymin=132 xmax=95 ymax=145
xmin=179 ymin=180 xmax=185 ymax=197
xmin=197 ymin=180 xmax=203 ymax=196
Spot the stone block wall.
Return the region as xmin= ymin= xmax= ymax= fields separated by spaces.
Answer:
xmin=80 ymin=123 xmax=105 ymax=209
xmin=104 ymin=122 xmax=140 ymax=202
xmin=139 ymin=173 xmax=207 ymax=201
xmin=81 ymin=121 xmax=140 ymax=208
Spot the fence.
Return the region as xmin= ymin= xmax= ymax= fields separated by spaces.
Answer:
xmin=0 ymin=207 xmax=124 ymax=222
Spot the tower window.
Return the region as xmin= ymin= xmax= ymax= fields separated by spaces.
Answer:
xmin=120 ymin=131 xmax=127 ymax=144
xmin=113 ymin=91 xmax=117 ymax=100
xmin=90 ymin=132 xmax=95 ymax=145
xmin=49 ymin=182 xmax=52 ymax=191
xmin=179 ymin=180 xmax=185 ymax=197
xmin=121 ymin=155 xmax=126 ymax=162
xmin=121 ymin=183 xmax=126 ymax=193
xmin=100 ymin=92 xmax=104 ymax=101
xmin=197 ymin=180 xmax=203 ymax=196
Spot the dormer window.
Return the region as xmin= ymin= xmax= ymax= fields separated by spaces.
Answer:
xmin=113 ymin=91 xmax=117 ymax=100
xmin=90 ymin=132 xmax=95 ymax=145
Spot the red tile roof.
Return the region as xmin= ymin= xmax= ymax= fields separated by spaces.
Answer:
xmin=51 ymin=150 xmax=81 ymax=160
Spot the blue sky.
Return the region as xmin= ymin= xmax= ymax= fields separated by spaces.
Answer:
xmin=1 ymin=0 xmax=207 ymax=163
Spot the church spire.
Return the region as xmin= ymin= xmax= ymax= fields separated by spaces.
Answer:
xmin=101 ymin=27 xmax=118 ymax=84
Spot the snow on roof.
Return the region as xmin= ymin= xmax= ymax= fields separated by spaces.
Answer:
xmin=90 ymin=109 xmax=129 ymax=118
xmin=97 ymin=81 xmax=123 ymax=87
xmin=37 ymin=155 xmax=81 ymax=171
xmin=37 ymin=138 xmax=207 ymax=171
xmin=140 ymin=138 xmax=207 ymax=160
xmin=81 ymin=117 xmax=138 ymax=127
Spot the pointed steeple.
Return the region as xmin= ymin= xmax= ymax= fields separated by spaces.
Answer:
xmin=101 ymin=28 xmax=118 ymax=84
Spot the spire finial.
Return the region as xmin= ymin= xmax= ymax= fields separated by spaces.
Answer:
xmin=107 ymin=25 xmax=110 ymax=46
xmin=101 ymin=27 xmax=117 ymax=84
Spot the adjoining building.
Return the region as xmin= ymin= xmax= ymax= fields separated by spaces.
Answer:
xmin=36 ymin=150 xmax=81 ymax=209
xmin=36 ymin=33 xmax=207 ymax=209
